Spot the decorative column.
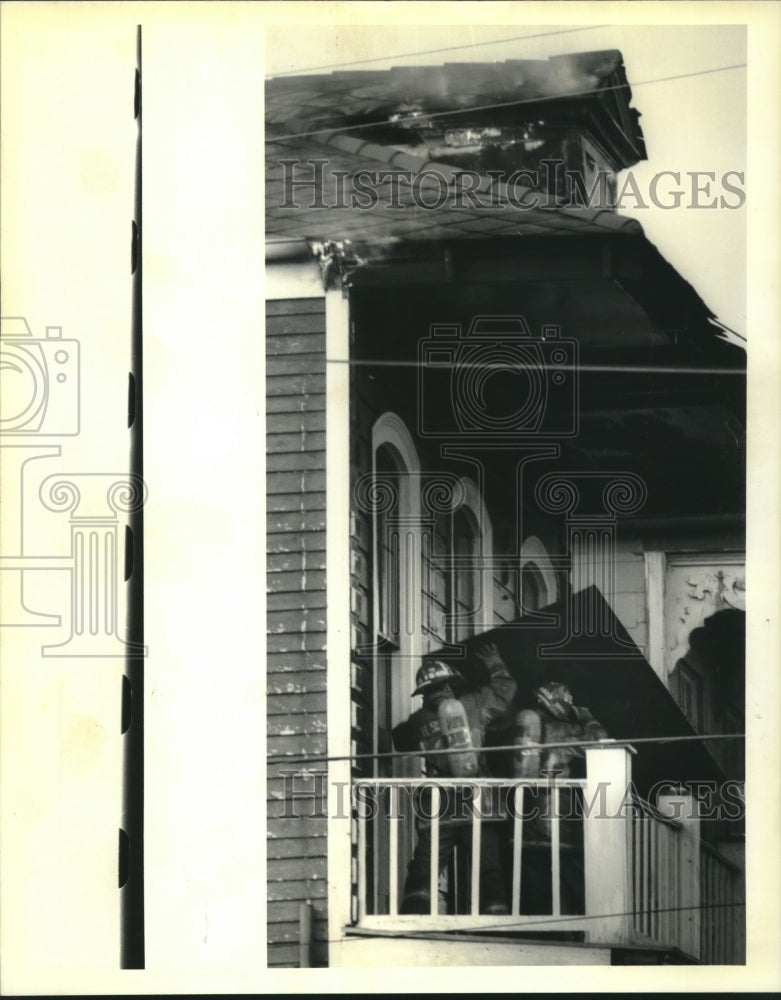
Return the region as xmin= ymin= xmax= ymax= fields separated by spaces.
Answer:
xmin=39 ymin=473 xmax=147 ymax=656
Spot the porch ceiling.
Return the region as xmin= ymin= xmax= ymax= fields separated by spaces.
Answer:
xmin=348 ymin=272 xmax=745 ymax=519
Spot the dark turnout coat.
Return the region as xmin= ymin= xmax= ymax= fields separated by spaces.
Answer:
xmin=392 ymin=661 xmax=516 ymax=779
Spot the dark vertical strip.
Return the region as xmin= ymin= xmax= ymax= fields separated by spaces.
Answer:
xmin=121 ymin=24 xmax=145 ymax=969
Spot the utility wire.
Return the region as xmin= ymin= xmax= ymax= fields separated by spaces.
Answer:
xmin=266 ymin=25 xmax=611 ymax=79
xmin=323 ymin=359 xmax=747 ymax=376
xmin=267 ymin=899 xmax=745 ymax=949
xmin=267 ymin=732 xmax=745 ymax=768
xmin=265 ymin=63 xmax=746 ymax=144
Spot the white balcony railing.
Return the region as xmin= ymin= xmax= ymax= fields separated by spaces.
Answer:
xmin=350 ymin=746 xmax=741 ymax=962
xmin=631 ymin=795 xmax=698 ymax=956
xmin=700 ymin=842 xmax=744 ymax=964
xmin=353 ymin=746 xmax=637 ymax=942
xmin=354 ymin=777 xmax=588 ymax=929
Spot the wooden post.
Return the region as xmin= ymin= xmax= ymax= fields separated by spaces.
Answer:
xmin=583 ymin=746 xmax=634 ymax=946
xmin=657 ymin=790 xmax=701 ymax=960
xmin=388 ymin=785 xmax=399 ymax=916
xmin=470 ymin=785 xmax=482 ymax=916
xmin=429 ymin=785 xmax=440 ymax=916
xmin=298 ymin=902 xmax=312 ymax=968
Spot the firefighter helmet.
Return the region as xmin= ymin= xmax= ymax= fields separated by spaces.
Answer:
xmin=534 ymin=682 xmax=574 ymax=720
xmin=413 ymin=660 xmax=460 ymax=696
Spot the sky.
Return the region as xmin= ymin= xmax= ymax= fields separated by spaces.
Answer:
xmin=266 ymin=23 xmax=747 ymax=337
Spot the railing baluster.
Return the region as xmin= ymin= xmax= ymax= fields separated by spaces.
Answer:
xmin=633 ymin=814 xmax=640 ymax=932
xmin=710 ymin=854 xmax=717 ymax=963
xmin=357 ymin=783 xmax=367 ymax=921
xmin=643 ymin=814 xmax=649 ymax=934
xmin=388 ymin=784 xmax=398 ymax=916
xmin=665 ymin=824 xmax=672 ymax=946
xmin=650 ymin=816 xmax=658 ymax=941
xmin=661 ymin=824 xmax=670 ymax=945
xmin=634 ymin=812 xmax=641 ymax=933
xmin=429 ymin=784 xmax=440 ymax=916
xmin=702 ymin=853 xmax=710 ymax=963
xmin=702 ymin=853 xmax=708 ymax=963
xmin=672 ymin=823 xmax=678 ymax=946
xmin=731 ymin=867 xmax=738 ymax=963
xmin=551 ymin=785 xmax=561 ymax=918
xmin=635 ymin=809 xmax=645 ymax=934
xmin=713 ymin=860 xmax=720 ymax=962
xmin=673 ymin=823 xmax=680 ymax=948
xmin=471 ymin=784 xmax=481 ymax=916
xmin=511 ymin=785 xmax=523 ymax=917
xmin=665 ymin=823 xmax=671 ymax=944
xmin=710 ymin=854 xmax=716 ymax=963
xmin=667 ymin=825 xmax=673 ymax=943
xmin=724 ymin=866 xmax=730 ymax=962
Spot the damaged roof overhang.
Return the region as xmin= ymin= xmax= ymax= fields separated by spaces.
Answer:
xmin=266 ymin=50 xmax=647 ymax=169
xmin=266 ymin=50 xmax=649 ymax=257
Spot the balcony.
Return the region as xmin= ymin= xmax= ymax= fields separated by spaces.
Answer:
xmin=350 ymin=747 xmax=743 ymax=963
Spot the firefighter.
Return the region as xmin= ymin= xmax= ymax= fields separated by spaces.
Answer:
xmin=511 ymin=681 xmax=608 ymax=915
xmin=512 ymin=681 xmax=608 ymax=780
xmin=392 ymin=640 xmax=516 ymax=915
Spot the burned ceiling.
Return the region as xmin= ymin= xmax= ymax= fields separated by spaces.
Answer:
xmin=266 ymin=50 xmax=647 ymax=175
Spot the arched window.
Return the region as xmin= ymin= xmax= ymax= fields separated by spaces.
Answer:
xmin=370 ymin=414 xmax=421 ymax=775
xmin=422 ymin=476 xmax=493 ymax=647
xmin=451 ymin=507 xmax=477 ymax=642
xmin=368 ymin=414 xmax=421 ymax=913
xmin=521 ymin=561 xmax=548 ymax=613
xmin=519 ymin=535 xmax=557 ymax=614
xmin=375 ymin=446 xmax=400 ymax=645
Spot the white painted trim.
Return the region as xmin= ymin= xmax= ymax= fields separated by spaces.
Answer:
xmin=325 ymin=285 xmax=353 ymax=956
xmin=665 ymin=551 xmax=745 ymax=567
xmin=371 ymin=413 xmax=422 ymax=739
xmin=519 ymin=535 xmax=558 ymax=608
xmin=372 ymin=412 xmax=421 ymax=478
xmin=456 ymin=475 xmax=494 ymax=632
xmin=330 ymin=936 xmax=611 ymax=967
xmin=266 ymin=259 xmax=324 ymax=301
xmin=644 ymin=551 xmax=667 ymax=682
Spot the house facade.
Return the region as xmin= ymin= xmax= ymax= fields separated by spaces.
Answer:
xmin=265 ymin=52 xmax=745 ymax=967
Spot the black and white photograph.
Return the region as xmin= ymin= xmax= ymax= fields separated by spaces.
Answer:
xmin=1 ymin=2 xmax=780 ymax=994
xmin=265 ymin=19 xmax=751 ymax=970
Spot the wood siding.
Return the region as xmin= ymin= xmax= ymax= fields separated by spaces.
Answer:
xmin=266 ymin=297 xmax=328 ymax=967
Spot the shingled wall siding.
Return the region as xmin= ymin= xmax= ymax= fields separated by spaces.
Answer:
xmin=266 ymin=297 xmax=329 ymax=967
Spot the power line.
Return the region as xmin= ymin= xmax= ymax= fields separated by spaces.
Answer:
xmin=265 ymin=62 xmax=746 ymax=144
xmin=266 ymin=25 xmax=611 ymax=79
xmin=268 ymin=899 xmax=745 ymax=950
xmin=267 ymin=732 xmax=745 ymax=769
xmin=324 ymin=359 xmax=746 ymax=376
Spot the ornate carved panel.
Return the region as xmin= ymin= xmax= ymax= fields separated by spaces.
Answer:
xmin=664 ymin=560 xmax=745 ymax=677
